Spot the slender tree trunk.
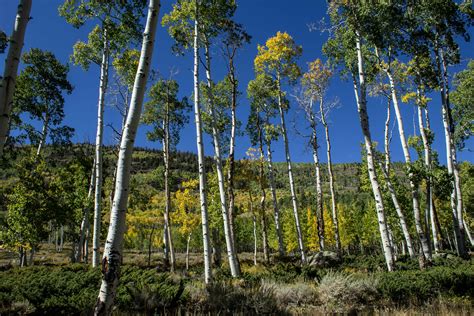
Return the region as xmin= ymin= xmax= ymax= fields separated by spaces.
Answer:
xmin=354 ymin=32 xmax=394 ymax=271
xmin=92 ymin=28 xmax=110 ymax=268
xmin=36 ymin=114 xmax=49 ymax=156
xmin=381 ymin=100 xmax=415 ymax=258
xmin=193 ymin=4 xmax=211 ymax=284
xmin=276 ymin=74 xmax=305 ymax=263
xmin=384 ymin=65 xmax=431 ymax=262
xmin=309 ymin=103 xmax=325 ymax=251
xmin=204 ymin=43 xmax=239 ymax=277
xmin=257 ymin=116 xmax=269 ymax=263
xmin=226 ymin=58 xmax=237 ymax=250
xmin=439 ymin=49 xmax=468 ymax=257
xmin=417 ymin=96 xmax=439 ymax=253
xmin=163 ymin=100 xmax=175 ymax=271
xmin=77 ymin=163 xmax=96 ymax=262
xmin=438 ymin=47 xmax=466 ymax=257
xmin=185 ymin=233 xmax=191 ymax=271
xmin=253 ymin=213 xmax=258 ymax=266
xmin=94 ymin=1 xmax=159 ymax=313
xmin=463 ymin=215 xmax=474 ymax=247
xmin=147 ymin=225 xmax=155 ymax=267
xmin=266 ymin=140 xmax=285 ymax=256
xmin=319 ymin=97 xmax=341 ymax=253
xmin=0 ymin=0 xmax=32 ymax=157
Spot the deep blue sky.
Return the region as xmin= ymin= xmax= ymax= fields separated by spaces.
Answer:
xmin=1 ymin=0 xmax=473 ymax=164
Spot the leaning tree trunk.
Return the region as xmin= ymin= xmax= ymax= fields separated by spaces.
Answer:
xmin=438 ymin=48 xmax=466 ymax=257
xmin=0 ymin=0 xmax=32 ymax=157
xmin=204 ymin=43 xmax=240 ymax=277
xmin=266 ymin=140 xmax=285 ymax=256
xmin=193 ymin=5 xmax=212 ymax=284
xmin=319 ymin=98 xmax=341 ymax=253
xmin=94 ymin=1 xmax=159 ymax=314
xmin=384 ymin=65 xmax=431 ymax=262
xmin=92 ymin=28 xmax=110 ymax=268
xmin=435 ymin=47 xmax=467 ymax=257
xmin=354 ymin=31 xmax=394 ymax=271
xmin=309 ymin=105 xmax=325 ymax=251
xmin=276 ymin=75 xmax=305 ymax=263
xmin=163 ymin=101 xmax=175 ymax=272
xmin=381 ymin=99 xmax=415 ymax=258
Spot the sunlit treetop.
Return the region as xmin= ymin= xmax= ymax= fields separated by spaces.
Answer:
xmin=302 ymin=58 xmax=332 ymax=98
xmin=254 ymin=31 xmax=302 ymax=83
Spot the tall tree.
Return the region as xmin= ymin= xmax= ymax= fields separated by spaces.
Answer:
xmin=254 ymin=32 xmax=306 ymax=262
xmin=59 ymin=0 xmax=145 ymax=268
xmin=162 ymin=0 xmax=213 ymax=283
xmin=142 ymin=78 xmax=190 ymax=272
xmin=0 ymin=0 xmax=32 ymax=157
xmin=13 ymin=49 xmax=73 ymax=156
xmin=220 ymin=21 xmax=251 ymax=250
xmin=324 ymin=2 xmax=395 ymax=270
xmin=94 ymin=0 xmax=160 ymax=313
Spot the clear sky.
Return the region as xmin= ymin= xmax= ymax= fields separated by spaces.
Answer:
xmin=1 ymin=0 xmax=473 ymax=164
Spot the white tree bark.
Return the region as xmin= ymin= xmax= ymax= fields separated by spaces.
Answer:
xmin=77 ymin=163 xmax=96 ymax=262
xmin=320 ymin=98 xmax=341 ymax=253
xmin=417 ymin=99 xmax=440 ymax=253
xmin=309 ymin=102 xmax=325 ymax=251
xmin=36 ymin=114 xmax=49 ymax=156
xmin=0 ymin=0 xmax=32 ymax=157
xmin=435 ymin=48 xmax=467 ymax=256
xmin=203 ymin=44 xmax=240 ymax=277
xmin=381 ymin=100 xmax=415 ymax=257
xmin=163 ymin=100 xmax=175 ymax=271
xmin=354 ymin=31 xmax=394 ymax=271
xmin=266 ymin=141 xmax=285 ymax=256
xmin=92 ymin=29 xmax=110 ymax=268
xmin=276 ymin=75 xmax=305 ymax=263
xmin=94 ymin=1 xmax=160 ymax=313
xmin=384 ymin=67 xmax=431 ymax=261
xmin=193 ymin=4 xmax=212 ymax=284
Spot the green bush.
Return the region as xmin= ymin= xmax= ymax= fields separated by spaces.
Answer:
xmin=377 ymin=264 xmax=474 ymax=304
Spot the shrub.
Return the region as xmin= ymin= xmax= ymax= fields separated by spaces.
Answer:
xmin=317 ymin=271 xmax=379 ymax=310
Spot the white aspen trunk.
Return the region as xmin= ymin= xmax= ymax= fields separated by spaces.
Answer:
xmin=227 ymin=62 xmax=237 ymax=250
xmin=440 ymin=49 xmax=466 ymax=257
xmin=193 ymin=5 xmax=212 ymax=284
xmin=424 ymin=107 xmax=441 ymax=252
xmin=257 ymin=117 xmax=269 ymax=263
xmin=436 ymin=47 xmax=466 ymax=257
xmin=36 ymin=114 xmax=49 ymax=156
xmin=147 ymin=225 xmax=155 ymax=267
xmin=463 ymin=216 xmax=474 ymax=247
xmin=77 ymin=164 xmax=96 ymax=262
xmin=94 ymin=1 xmax=160 ymax=313
xmin=163 ymin=97 xmax=175 ymax=271
xmin=185 ymin=233 xmax=191 ymax=271
xmin=92 ymin=29 xmax=110 ymax=268
xmin=385 ymin=67 xmax=431 ymax=261
xmin=310 ymin=103 xmax=325 ymax=251
xmin=0 ymin=0 xmax=32 ymax=157
xmin=266 ymin=141 xmax=285 ymax=256
xmin=204 ymin=44 xmax=239 ymax=277
xmin=59 ymin=225 xmax=64 ymax=252
xmin=417 ymin=99 xmax=438 ymax=252
xmin=354 ymin=32 xmax=394 ymax=271
xmin=276 ymin=75 xmax=305 ymax=263
xmin=381 ymin=102 xmax=415 ymax=257
xmin=320 ymin=98 xmax=341 ymax=253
